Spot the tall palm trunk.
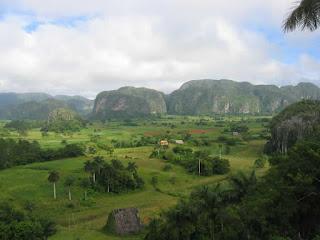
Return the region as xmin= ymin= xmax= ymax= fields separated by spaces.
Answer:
xmin=84 ymin=190 xmax=87 ymax=200
xmin=53 ymin=182 xmax=56 ymax=200
xmin=68 ymin=188 xmax=72 ymax=201
xmin=93 ymin=172 xmax=96 ymax=183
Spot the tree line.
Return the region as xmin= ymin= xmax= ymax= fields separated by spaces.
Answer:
xmin=150 ymin=146 xmax=230 ymax=176
xmin=0 ymin=138 xmax=84 ymax=169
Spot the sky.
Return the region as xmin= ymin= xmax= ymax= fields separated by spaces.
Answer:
xmin=0 ymin=0 xmax=320 ymax=98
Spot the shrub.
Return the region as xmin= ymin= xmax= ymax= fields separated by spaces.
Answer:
xmin=254 ymin=158 xmax=266 ymax=168
xmin=151 ymin=176 xmax=159 ymax=187
xmin=163 ymin=164 xmax=173 ymax=171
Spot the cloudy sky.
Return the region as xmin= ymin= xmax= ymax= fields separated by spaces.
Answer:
xmin=0 ymin=0 xmax=320 ymax=98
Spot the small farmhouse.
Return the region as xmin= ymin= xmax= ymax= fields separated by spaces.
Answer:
xmin=175 ymin=140 xmax=184 ymax=144
xmin=160 ymin=140 xmax=169 ymax=146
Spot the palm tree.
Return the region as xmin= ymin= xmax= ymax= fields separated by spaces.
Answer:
xmin=48 ymin=171 xmax=60 ymax=200
xmin=229 ymin=171 xmax=257 ymax=202
xmin=92 ymin=156 xmax=104 ymax=181
xmin=84 ymin=160 xmax=94 ymax=182
xmin=80 ymin=178 xmax=90 ymax=200
xmin=192 ymin=185 xmax=225 ymax=239
xmin=64 ymin=176 xmax=75 ymax=201
xmin=284 ymin=0 xmax=320 ymax=32
xmin=127 ymin=161 xmax=138 ymax=174
xmin=101 ymin=163 xmax=113 ymax=193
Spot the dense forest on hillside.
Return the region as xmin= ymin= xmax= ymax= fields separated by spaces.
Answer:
xmin=265 ymin=100 xmax=320 ymax=153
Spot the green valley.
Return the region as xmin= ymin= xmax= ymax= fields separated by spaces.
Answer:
xmin=0 ymin=115 xmax=268 ymax=240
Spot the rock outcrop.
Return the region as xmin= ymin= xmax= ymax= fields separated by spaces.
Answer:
xmin=93 ymin=87 xmax=167 ymax=119
xmin=105 ymin=208 xmax=142 ymax=235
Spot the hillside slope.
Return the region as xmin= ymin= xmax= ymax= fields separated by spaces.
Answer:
xmin=265 ymin=100 xmax=320 ymax=153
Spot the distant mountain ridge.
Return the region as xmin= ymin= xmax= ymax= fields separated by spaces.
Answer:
xmin=166 ymin=79 xmax=320 ymax=115
xmin=0 ymin=93 xmax=93 ymax=120
xmin=1 ymin=79 xmax=320 ymax=120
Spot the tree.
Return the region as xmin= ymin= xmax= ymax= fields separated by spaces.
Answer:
xmin=84 ymin=157 xmax=104 ymax=184
xmin=127 ymin=161 xmax=138 ymax=174
xmin=194 ymin=150 xmax=209 ymax=176
xmin=80 ymin=178 xmax=90 ymax=200
xmin=106 ymin=145 xmax=114 ymax=156
xmin=0 ymin=203 xmax=56 ymax=240
xmin=84 ymin=160 xmax=94 ymax=182
xmin=229 ymin=171 xmax=257 ymax=202
xmin=64 ymin=176 xmax=75 ymax=201
xmin=48 ymin=171 xmax=60 ymax=200
xmin=92 ymin=156 xmax=104 ymax=182
xmin=284 ymin=0 xmax=320 ymax=32
xmin=151 ymin=176 xmax=158 ymax=188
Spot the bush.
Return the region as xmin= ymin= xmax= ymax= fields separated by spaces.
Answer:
xmin=169 ymin=177 xmax=176 ymax=185
xmin=0 ymin=203 xmax=56 ymax=240
xmin=163 ymin=164 xmax=173 ymax=171
xmin=230 ymin=123 xmax=249 ymax=133
xmin=254 ymin=158 xmax=266 ymax=168
xmin=212 ymin=157 xmax=230 ymax=174
xmin=151 ymin=176 xmax=159 ymax=187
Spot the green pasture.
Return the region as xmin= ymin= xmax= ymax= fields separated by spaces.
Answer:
xmin=0 ymin=115 xmax=269 ymax=239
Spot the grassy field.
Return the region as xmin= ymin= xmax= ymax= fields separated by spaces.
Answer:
xmin=0 ymin=115 xmax=270 ymax=240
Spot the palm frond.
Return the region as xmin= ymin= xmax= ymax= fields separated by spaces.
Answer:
xmin=283 ymin=0 xmax=320 ymax=32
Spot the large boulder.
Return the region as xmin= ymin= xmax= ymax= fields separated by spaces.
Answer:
xmin=105 ymin=208 xmax=142 ymax=235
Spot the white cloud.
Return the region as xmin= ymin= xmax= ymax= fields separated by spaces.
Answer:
xmin=0 ymin=0 xmax=319 ymax=98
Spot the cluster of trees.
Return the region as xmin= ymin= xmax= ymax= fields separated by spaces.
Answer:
xmin=0 ymin=138 xmax=84 ymax=169
xmin=145 ymin=140 xmax=320 ymax=239
xmin=110 ymin=136 xmax=158 ymax=148
xmin=151 ymin=146 xmax=230 ymax=176
xmin=47 ymin=171 xmax=89 ymax=201
xmin=47 ymin=158 xmax=144 ymax=201
xmin=84 ymin=157 xmax=144 ymax=193
xmin=4 ymin=120 xmax=43 ymax=136
xmin=0 ymin=203 xmax=56 ymax=240
xmin=41 ymin=119 xmax=86 ymax=133
xmin=4 ymin=118 xmax=87 ymax=135
xmin=229 ymin=122 xmax=249 ymax=133
xmin=217 ymin=135 xmax=238 ymax=146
